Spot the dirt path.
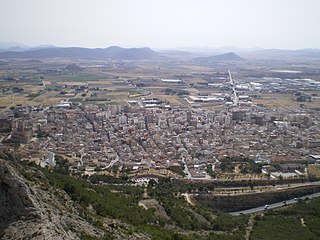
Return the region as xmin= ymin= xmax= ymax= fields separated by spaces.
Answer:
xmin=181 ymin=193 xmax=195 ymax=206
xmin=245 ymin=214 xmax=258 ymax=240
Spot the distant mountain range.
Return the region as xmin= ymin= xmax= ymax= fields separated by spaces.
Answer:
xmin=241 ymin=48 xmax=320 ymax=59
xmin=0 ymin=46 xmax=245 ymax=62
xmin=0 ymin=42 xmax=320 ymax=60
xmin=0 ymin=46 xmax=160 ymax=60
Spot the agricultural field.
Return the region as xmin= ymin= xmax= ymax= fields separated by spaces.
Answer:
xmin=308 ymin=165 xmax=320 ymax=178
xmin=252 ymin=93 xmax=300 ymax=109
xmin=0 ymin=56 xmax=320 ymax=111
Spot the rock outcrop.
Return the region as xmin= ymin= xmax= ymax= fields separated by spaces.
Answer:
xmin=0 ymin=159 xmax=104 ymax=239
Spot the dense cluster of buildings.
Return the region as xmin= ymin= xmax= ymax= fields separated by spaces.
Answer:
xmin=1 ymin=101 xmax=319 ymax=179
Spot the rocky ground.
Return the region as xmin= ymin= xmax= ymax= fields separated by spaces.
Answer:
xmin=0 ymin=157 xmax=149 ymax=240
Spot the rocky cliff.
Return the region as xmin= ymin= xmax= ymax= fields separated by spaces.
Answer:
xmin=0 ymin=158 xmax=149 ymax=240
xmin=0 ymin=158 xmax=105 ymax=239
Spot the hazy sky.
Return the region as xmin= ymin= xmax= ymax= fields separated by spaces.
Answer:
xmin=1 ymin=0 xmax=320 ymax=49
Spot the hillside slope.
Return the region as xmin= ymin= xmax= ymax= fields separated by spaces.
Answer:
xmin=0 ymin=158 xmax=148 ymax=240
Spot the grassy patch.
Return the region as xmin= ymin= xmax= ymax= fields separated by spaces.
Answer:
xmin=46 ymin=74 xmax=102 ymax=82
xmin=250 ymin=215 xmax=315 ymax=240
xmin=27 ymin=92 xmax=43 ymax=100
xmin=305 ymin=216 xmax=320 ymax=236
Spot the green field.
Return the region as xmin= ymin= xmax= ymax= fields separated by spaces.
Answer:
xmin=46 ymin=74 xmax=102 ymax=82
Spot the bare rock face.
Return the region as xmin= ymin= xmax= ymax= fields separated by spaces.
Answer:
xmin=0 ymin=159 xmax=104 ymax=240
xmin=138 ymin=199 xmax=170 ymax=220
xmin=0 ymin=158 xmax=152 ymax=240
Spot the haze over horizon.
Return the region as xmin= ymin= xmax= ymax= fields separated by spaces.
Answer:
xmin=1 ymin=0 xmax=320 ymax=50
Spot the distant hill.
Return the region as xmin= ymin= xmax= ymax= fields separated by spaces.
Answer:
xmin=0 ymin=41 xmax=29 ymax=51
xmin=193 ymin=52 xmax=244 ymax=64
xmin=0 ymin=46 xmax=159 ymax=60
xmin=194 ymin=52 xmax=244 ymax=62
xmin=102 ymin=46 xmax=125 ymax=56
xmin=113 ymin=47 xmax=159 ymax=60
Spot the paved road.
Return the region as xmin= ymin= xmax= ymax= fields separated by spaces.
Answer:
xmin=228 ymin=70 xmax=238 ymax=106
xmin=41 ymin=151 xmax=56 ymax=167
xmin=182 ymin=158 xmax=192 ymax=179
xmin=230 ymin=192 xmax=320 ymax=216
xmin=213 ymin=181 xmax=320 ymax=195
xmin=101 ymin=153 xmax=120 ymax=170
xmin=0 ymin=94 xmax=17 ymax=113
xmin=78 ymin=148 xmax=85 ymax=166
xmin=47 ymin=151 xmax=56 ymax=166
